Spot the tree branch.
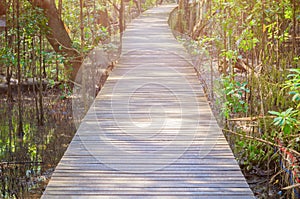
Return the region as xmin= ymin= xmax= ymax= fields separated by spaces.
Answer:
xmin=107 ymin=0 xmax=120 ymax=12
xmin=282 ymin=183 xmax=300 ymax=190
xmin=27 ymin=0 xmax=82 ymax=80
xmin=222 ymin=128 xmax=300 ymax=157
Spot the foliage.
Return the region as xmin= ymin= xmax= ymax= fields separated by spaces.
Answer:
xmin=218 ymin=74 xmax=250 ymax=119
xmin=269 ymin=69 xmax=300 ymax=136
xmin=62 ymin=0 xmax=110 ymax=53
xmin=235 ymin=135 xmax=275 ymax=171
xmin=0 ymin=2 xmax=57 ymax=80
xmin=170 ymin=0 xmax=300 ymax=196
xmin=284 ymin=68 xmax=300 ymax=107
xmin=269 ymin=108 xmax=299 ymax=135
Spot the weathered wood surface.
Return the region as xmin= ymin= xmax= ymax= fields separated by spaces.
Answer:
xmin=42 ymin=4 xmax=254 ymax=199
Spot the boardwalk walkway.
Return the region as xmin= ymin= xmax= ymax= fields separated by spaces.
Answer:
xmin=42 ymin=4 xmax=254 ymax=198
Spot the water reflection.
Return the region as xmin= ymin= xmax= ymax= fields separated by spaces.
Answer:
xmin=0 ymin=95 xmax=76 ymax=198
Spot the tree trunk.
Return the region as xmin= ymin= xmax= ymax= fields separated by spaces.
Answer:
xmin=177 ymin=0 xmax=184 ymax=33
xmin=0 ymin=1 xmax=6 ymax=15
xmin=16 ymin=0 xmax=24 ymax=137
xmin=28 ymin=0 xmax=82 ymax=81
xmin=58 ymin=0 xmax=62 ymax=18
xmin=0 ymin=0 xmax=6 ymax=15
xmin=120 ymin=0 xmax=125 ymax=34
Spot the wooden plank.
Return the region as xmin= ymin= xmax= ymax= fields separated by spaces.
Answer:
xmin=42 ymin=196 xmax=253 ymax=199
xmin=41 ymin=182 xmax=250 ymax=188
xmin=42 ymin=4 xmax=254 ymax=199
xmin=43 ymin=191 xmax=254 ymax=196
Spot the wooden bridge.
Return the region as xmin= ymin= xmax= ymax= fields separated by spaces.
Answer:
xmin=42 ymin=4 xmax=255 ymax=198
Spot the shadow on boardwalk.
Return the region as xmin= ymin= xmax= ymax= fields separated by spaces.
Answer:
xmin=42 ymin=4 xmax=255 ymax=199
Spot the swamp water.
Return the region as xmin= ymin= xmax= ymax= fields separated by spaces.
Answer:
xmin=0 ymin=93 xmax=76 ymax=198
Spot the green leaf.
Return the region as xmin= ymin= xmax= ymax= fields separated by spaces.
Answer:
xmin=273 ymin=118 xmax=283 ymax=126
xmin=292 ymin=93 xmax=300 ymax=101
xmin=273 ymin=117 xmax=282 ymax=124
xmin=283 ymin=125 xmax=291 ymax=135
xmin=268 ymin=111 xmax=280 ymax=116
xmin=289 ymin=68 xmax=300 ymax=74
xmin=285 ymin=108 xmax=294 ymax=114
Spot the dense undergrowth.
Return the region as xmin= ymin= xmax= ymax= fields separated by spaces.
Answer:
xmin=169 ymin=0 xmax=300 ymax=198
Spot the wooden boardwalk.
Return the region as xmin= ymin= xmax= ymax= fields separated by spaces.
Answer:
xmin=42 ymin=4 xmax=254 ymax=199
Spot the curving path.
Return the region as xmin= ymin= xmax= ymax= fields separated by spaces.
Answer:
xmin=42 ymin=4 xmax=255 ymax=198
